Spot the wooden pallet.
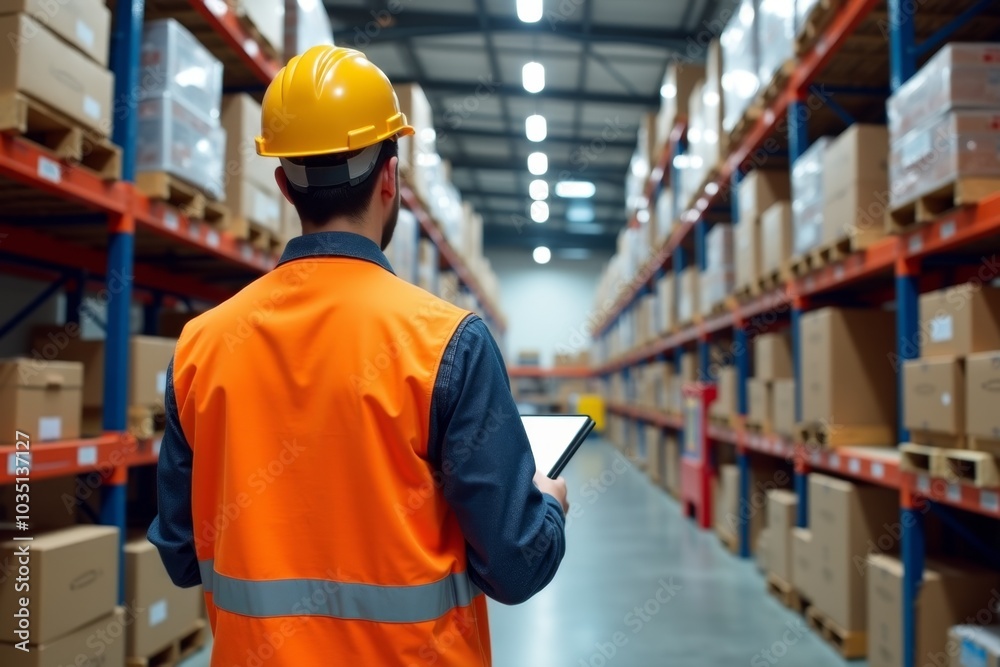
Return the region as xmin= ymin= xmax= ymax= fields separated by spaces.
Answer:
xmin=128 ymin=405 xmax=166 ymax=440
xmin=235 ymin=10 xmax=281 ymax=62
xmin=757 ymin=266 xmax=791 ymax=293
xmin=887 ymin=177 xmax=1000 ymax=232
xmin=127 ymin=620 xmax=207 ymax=667
xmin=0 ymin=91 xmax=121 ymax=180
xmin=797 ymin=420 xmax=894 ymax=448
xmin=745 ymin=420 xmax=772 ymax=436
xmin=805 ymin=606 xmax=866 ymax=659
xmin=935 ymin=449 xmax=1000 ymax=488
xmin=136 ymin=172 xmax=210 ymax=220
xmin=760 ymin=59 xmax=796 ymax=108
xmin=766 ymin=572 xmax=800 ymax=611
xmin=810 ymin=237 xmax=851 ymax=266
xmin=728 ymin=103 xmax=763 ymax=151
xmin=789 ymin=252 xmax=820 ymax=277
xmin=900 ymin=443 xmax=945 ymax=476
xmin=795 ymin=0 xmax=844 ymax=55
xmin=733 ymin=281 xmax=761 ymax=301
xmin=718 ymin=529 xmax=738 ymax=554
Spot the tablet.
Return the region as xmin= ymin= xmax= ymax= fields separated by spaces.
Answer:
xmin=521 ymin=414 xmax=596 ymax=478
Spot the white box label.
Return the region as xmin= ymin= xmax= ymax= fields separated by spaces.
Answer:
xmin=77 ymin=446 xmax=97 ymax=466
xmin=981 ymin=491 xmax=999 ymax=513
xmin=917 ymin=474 xmax=930 ymax=494
xmin=940 ymin=220 xmax=956 ymax=240
xmin=38 ymin=416 xmax=62 ymax=441
xmin=164 ymin=210 xmax=179 ymax=231
xmin=848 ymin=458 xmax=861 ymax=474
xmin=946 ymin=483 xmax=961 ymax=503
xmin=930 ymin=315 xmax=953 ymax=342
xmin=244 ymin=39 xmax=259 ymax=58
xmin=83 ymin=96 xmax=101 ymax=121
xmin=8 ymin=453 xmax=30 ymax=475
xmin=75 ymin=20 xmax=95 ymax=49
xmin=156 ymin=371 xmax=167 ymax=396
xmin=941 ymin=392 xmax=952 ymax=406
xmin=829 ymin=453 xmax=840 ymax=469
xmin=871 ymin=462 xmax=885 ymax=478
xmin=149 ymin=599 xmax=168 ymax=627
xmin=37 ymin=156 xmax=61 ymax=183
xmin=206 ymin=230 xmax=220 ymax=247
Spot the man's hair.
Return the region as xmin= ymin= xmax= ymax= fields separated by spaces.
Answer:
xmin=284 ymin=140 xmax=398 ymax=225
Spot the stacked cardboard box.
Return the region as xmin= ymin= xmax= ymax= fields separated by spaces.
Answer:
xmin=803 ymin=474 xmax=898 ymax=636
xmin=799 ymin=307 xmax=896 ymax=445
xmin=221 ymin=94 xmax=283 ymax=240
xmin=709 ymin=365 xmax=737 ymax=425
xmin=756 ymin=0 xmax=795 ymax=88
xmin=760 ymin=201 xmax=793 ymax=278
xmin=762 ymin=490 xmax=797 ymax=584
xmin=791 ymin=137 xmax=832 ymax=257
xmin=737 ymin=170 xmax=790 ymax=292
xmin=0 ymin=526 xmax=125 ymax=667
xmin=125 ymin=539 xmax=204 ymax=661
xmin=699 ymin=224 xmax=734 ymax=315
xmin=948 ymin=627 xmax=1000 ymax=667
xmin=821 ymin=124 xmax=889 ymax=249
xmin=657 ymin=274 xmax=675 ymax=335
xmin=746 ymin=332 xmax=793 ymax=433
xmin=887 ymin=44 xmax=1000 ymax=211
xmin=137 ymin=20 xmax=226 ymax=200
xmin=0 ymin=359 xmax=83 ymax=444
xmin=715 ymin=458 xmax=788 ymax=554
xmin=868 ymin=555 xmax=1000 ymax=667
xmin=904 ymin=285 xmax=1000 ymax=452
xmin=720 ymin=0 xmax=760 ymax=136
xmin=677 ymin=267 xmax=700 ymax=326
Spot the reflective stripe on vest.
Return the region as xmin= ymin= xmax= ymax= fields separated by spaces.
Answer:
xmin=199 ymin=561 xmax=481 ymax=623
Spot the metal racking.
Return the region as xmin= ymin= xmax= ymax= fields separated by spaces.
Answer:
xmin=0 ymin=0 xmax=504 ymax=600
xmin=593 ymin=1 xmax=1000 ymax=664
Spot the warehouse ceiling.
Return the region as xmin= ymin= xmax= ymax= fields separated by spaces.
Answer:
xmin=324 ymin=0 xmax=728 ymax=252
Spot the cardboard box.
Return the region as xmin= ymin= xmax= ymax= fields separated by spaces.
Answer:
xmin=221 ymin=94 xmax=280 ymax=192
xmin=664 ymin=434 xmax=680 ymax=495
xmin=32 ymin=335 xmax=175 ymax=409
xmin=766 ymin=490 xmax=797 ymax=583
xmin=235 ymin=0 xmax=283 ymax=56
xmin=656 ymin=63 xmax=705 ymax=152
xmin=735 ymin=213 xmax=759 ymax=290
xmin=800 ymin=308 xmax=896 ymax=436
xmin=739 ymin=170 xmax=791 ymax=224
xmin=823 ymin=124 xmax=889 ymax=198
xmin=754 ymin=332 xmax=793 ymax=381
xmin=0 ymin=526 xmax=118 ymax=644
xmin=808 ymin=474 xmax=898 ymax=631
xmin=0 ymin=359 xmax=83 ymax=444
xmin=657 ymin=274 xmax=674 ymax=334
xmin=792 ymin=528 xmax=816 ymax=600
xmin=761 ymin=201 xmax=793 ymax=275
xmin=920 ymin=285 xmax=1000 ymax=358
xmin=680 ymin=353 xmax=697 ymax=384
xmin=677 ymin=268 xmax=699 ymax=325
xmin=0 ymin=476 xmax=79 ymax=529
xmin=715 ymin=464 xmax=740 ymax=545
xmin=949 ymin=626 xmax=1000 ymax=667
xmin=822 ymin=178 xmax=889 ymax=248
xmin=903 ymin=356 xmax=965 ymax=439
xmin=868 ymin=556 xmax=1000 ymax=667
xmin=0 ymin=606 xmax=126 ymax=667
xmin=226 ymin=175 xmax=282 ymax=235
xmin=0 ymin=13 xmax=114 ymax=135
xmin=966 ymin=351 xmax=1000 ymax=440
xmin=710 ymin=366 xmax=737 ymax=422
xmin=125 ymin=539 xmax=204 ymax=658
xmin=747 ymin=378 xmax=771 ymax=428
xmin=0 ymin=0 xmax=110 ymax=66
xmin=772 ymin=379 xmax=796 ymax=437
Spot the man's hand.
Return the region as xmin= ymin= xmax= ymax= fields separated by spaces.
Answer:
xmin=533 ymin=471 xmax=569 ymax=515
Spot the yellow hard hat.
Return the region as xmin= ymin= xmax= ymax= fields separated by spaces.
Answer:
xmin=255 ymin=45 xmax=414 ymax=159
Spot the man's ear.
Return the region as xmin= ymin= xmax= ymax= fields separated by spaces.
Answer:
xmin=381 ymin=156 xmax=398 ymax=205
xmin=275 ymin=166 xmax=293 ymax=204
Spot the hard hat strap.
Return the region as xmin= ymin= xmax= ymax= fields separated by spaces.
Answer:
xmin=280 ymin=143 xmax=383 ymax=191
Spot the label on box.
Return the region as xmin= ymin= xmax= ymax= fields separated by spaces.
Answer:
xmin=83 ymin=96 xmax=101 ymax=121
xmin=941 ymin=392 xmax=951 ymax=406
xmin=930 ymin=315 xmax=953 ymax=342
xmin=156 ymin=371 xmax=167 ymax=396
xmin=961 ymin=637 xmax=988 ymax=667
xmin=77 ymin=446 xmax=97 ymax=466
xmin=149 ymin=599 xmax=168 ymax=627
xmin=38 ymin=416 xmax=62 ymax=441
xmin=75 ymin=19 xmax=95 ymax=49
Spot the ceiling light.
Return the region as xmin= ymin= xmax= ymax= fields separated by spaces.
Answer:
xmin=566 ymin=202 xmax=594 ymax=223
xmin=660 ymin=83 xmax=677 ymax=99
xmin=673 ymin=154 xmax=690 ymax=170
xmin=525 ymin=114 xmax=547 ymax=142
xmin=516 ymin=0 xmax=543 ymax=23
xmin=527 ymin=151 xmax=548 ymax=175
xmin=637 ymin=209 xmax=650 ymax=224
xmin=705 ymin=182 xmax=719 ymax=196
xmin=703 ymin=90 xmax=720 ymax=107
xmin=529 ymin=179 xmax=548 ymax=201
xmin=555 ymin=180 xmax=596 ymax=198
xmin=522 ymin=61 xmax=545 ymax=93
xmin=533 ymin=246 xmax=552 ymax=264
xmin=531 ymin=200 xmax=549 ymax=223
xmin=630 ymin=157 xmax=649 ymax=178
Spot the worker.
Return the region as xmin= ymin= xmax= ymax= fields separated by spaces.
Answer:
xmin=148 ymin=45 xmax=568 ymax=666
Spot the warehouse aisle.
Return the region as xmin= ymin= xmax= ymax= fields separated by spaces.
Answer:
xmin=181 ymin=439 xmax=862 ymax=667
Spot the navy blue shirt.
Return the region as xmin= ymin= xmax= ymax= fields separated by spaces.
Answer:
xmin=148 ymin=232 xmax=566 ymax=606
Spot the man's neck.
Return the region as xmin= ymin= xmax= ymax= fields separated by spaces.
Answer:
xmin=301 ymin=219 xmax=380 ymax=247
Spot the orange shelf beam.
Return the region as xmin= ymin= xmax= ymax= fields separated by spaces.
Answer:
xmin=0 ymin=433 xmax=136 ymax=485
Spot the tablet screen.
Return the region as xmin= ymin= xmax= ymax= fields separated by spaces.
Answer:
xmin=521 ymin=415 xmax=593 ymax=477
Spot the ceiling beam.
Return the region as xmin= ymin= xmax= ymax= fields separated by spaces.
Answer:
xmin=483 ymin=225 xmax=618 ymax=250
xmin=433 ymin=126 xmax=635 ymax=149
xmin=445 ymin=156 xmax=626 ymax=179
xmin=572 ymin=0 xmax=594 ymax=139
xmin=410 ymin=79 xmax=658 ymax=107
xmin=330 ymin=10 xmax=695 ymax=49
xmin=460 ymin=188 xmax=623 ymax=205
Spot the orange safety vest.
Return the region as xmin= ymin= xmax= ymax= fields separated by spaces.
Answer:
xmin=172 ymin=240 xmax=491 ymax=666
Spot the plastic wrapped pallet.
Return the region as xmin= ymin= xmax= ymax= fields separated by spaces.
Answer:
xmin=136 ymin=93 xmax=227 ymax=200
xmin=889 ymin=111 xmax=1000 ymax=210
xmin=289 ymin=0 xmax=335 ymax=54
xmin=791 ymin=137 xmax=832 ymax=256
xmin=887 ymin=43 xmax=1000 ymax=138
xmin=683 ymin=79 xmax=709 ymax=209
xmin=720 ymin=0 xmax=760 ymax=134
xmin=756 ymin=0 xmax=795 ymax=87
xmin=384 ymin=208 xmax=418 ymax=285
xmin=221 ymin=95 xmax=282 ymax=235
xmin=234 ymin=0 xmax=284 ymax=56
xmin=703 ymin=39 xmax=726 ymax=156
xmin=795 ymin=0 xmax=821 ymax=36
xmin=657 ymin=63 xmax=705 ymax=154
xmin=141 ymin=19 xmax=223 ymax=123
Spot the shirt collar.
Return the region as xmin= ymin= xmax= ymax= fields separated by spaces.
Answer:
xmin=277 ymin=232 xmax=395 ymax=274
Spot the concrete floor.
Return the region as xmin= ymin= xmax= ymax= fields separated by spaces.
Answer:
xmin=181 ymin=439 xmax=865 ymax=666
